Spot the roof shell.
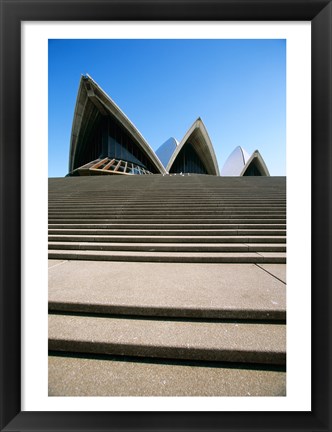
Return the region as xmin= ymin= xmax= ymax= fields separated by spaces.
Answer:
xmin=165 ymin=118 xmax=220 ymax=175
xmin=221 ymin=146 xmax=269 ymax=176
xmin=220 ymin=146 xmax=250 ymax=176
xmin=69 ymin=74 xmax=166 ymax=174
xmin=240 ymin=150 xmax=270 ymax=176
xmin=156 ymin=137 xmax=178 ymax=168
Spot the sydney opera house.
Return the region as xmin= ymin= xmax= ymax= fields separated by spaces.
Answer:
xmin=49 ymin=74 xmax=286 ymax=397
xmin=68 ymin=74 xmax=269 ymax=177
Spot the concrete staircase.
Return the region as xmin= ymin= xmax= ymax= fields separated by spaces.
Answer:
xmin=48 ymin=175 xmax=286 ymax=396
xmin=48 ymin=175 xmax=286 ymax=263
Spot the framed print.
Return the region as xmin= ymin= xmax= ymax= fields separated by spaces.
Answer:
xmin=1 ymin=0 xmax=331 ymax=431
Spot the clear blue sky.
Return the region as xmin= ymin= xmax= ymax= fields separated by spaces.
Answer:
xmin=49 ymin=39 xmax=285 ymax=177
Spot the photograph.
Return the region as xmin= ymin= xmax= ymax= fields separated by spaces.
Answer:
xmin=48 ymin=38 xmax=286 ymax=397
xmin=1 ymin=0 xmax=331 ymax=430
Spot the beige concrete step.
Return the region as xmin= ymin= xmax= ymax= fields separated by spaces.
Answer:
xmin=48 ymin=228 xmax=286 ymax=236
xmin=48 ymin=213 xmax=286 ymax=221
xmin=49 ymin=261 xmax=286 ymax=320
xmin=48 ymin=220 xmax=286 ymax=228
xmin=48 ymin=354 xmax=286 ymax=396
xmin=48 ymin=223 xmax=286 ymax=230
xmin=48 ymin=234 xmax=287 ymax=244
xmin=257 ymin=264 xmax=287 ymax=283
xmin=48 ymin=249 xmax=286 ymax=263
xmin=48 ymin=210 xmax=286 ymax=216
xmin=49 ymin=314 xmax=286 ymax=365
xmin=49 ymin=201 xmax=286 ymax=207
xmin=48 ymin=241 xmax=286 ymax=253
xmin=48 ymin=205 xmax=286 ymax=211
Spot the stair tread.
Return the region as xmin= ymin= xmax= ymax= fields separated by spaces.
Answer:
xmin=48 ymin=250 xmax=286 ymax=264
xmin=49 ymin=314 xmax=286 ymax=364
xmin=48 ymin=241 xmax=286 ymax=253
xmin=48 ymin=234 xmax=286 ymax=243
xmin=49 ymin=260 xmax=286 ymax=319
xmin=48 ymin=355 xmax=286 ymax=396
xmin=48 ymin=229 xmax=286 ymax=235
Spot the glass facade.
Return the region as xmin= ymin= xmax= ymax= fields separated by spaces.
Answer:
xmin=72 ymin=157 xmax=153 ymax=176
xmin=170 ymin=142 xmax=208 ymax=174
xmin=243 ymin=161 xmax=262 ymax=176
xmin=73 ymin=111 xmax=158 ymax=173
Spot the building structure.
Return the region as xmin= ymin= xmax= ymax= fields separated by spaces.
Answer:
xmin=48 ymin=75 xmax=285 ymax=397
xmin=220 ymin=145 xmax=270 ymax=176
xmin=68 ymin=75 xmax=269 ymax=177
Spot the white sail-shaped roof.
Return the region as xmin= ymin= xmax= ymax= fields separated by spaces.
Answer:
xmin=156 ymin=137 xmax=178 ymax=168
xmin=240 ymin=150 xmax=270 ymax=176
xmin=220 ymin=146 xmax=250 ymax=176
xmin=165 ymin=118 xmax=220 ymax=175
xmin=221 ymin=146 xmax=269 ymax=176
xmin=69 ymin=74 xmax=166 ymax=174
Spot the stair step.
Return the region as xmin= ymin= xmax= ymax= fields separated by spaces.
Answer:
xmin=48 ymin=234 xmax=287 ymax=244
xmin=48 ymin=260 xmax=286 ymax=320
xmin=48 ymin=354 xmax=286 ymax=396
xmin=48 ymin=249 xmax=286 ymax=263
xmin=48 ymin=210 xmax=286 ymax=216
xmin=49 ymin=204 xmax=286 ymax=208
xmin=48 ymin=214 xmax=285 ymax=220
xmin=48 ymin=241 xmax=286 ymax=253
xmin=48 ymin=223 xmax=286 ymax=230
xmin=48 ymin=228 xmax=286 ymax=236
xmin=49 ymin=314 xmax=286 ymax=365
xmin=48 ymin=219 xmax=286 ymax=227
xmin=48 ymin=205 xmax=286 ymax=210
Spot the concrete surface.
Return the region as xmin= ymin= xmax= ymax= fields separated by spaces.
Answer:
xmin=48 ymin=250 xmax=286 ymax=263
xmin=49 ymin=354 xmax=286 ymax=396
xmin=48 ymin=241 xmax=286 ymax=252
xmin=48 ymin=175 xmax=287 ymax=396
xmin=49 ymin=261 xmax=286 ymax=320
xmin=49 ymin=314 xmax=286 ymax=364
xmin=257 ymin=264 xmax=286 ymax=283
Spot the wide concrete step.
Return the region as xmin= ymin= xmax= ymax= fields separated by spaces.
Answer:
xmin=48 ymin=210 xmax=286 ymax=216
xmin=48 ymin=228 xmax=286 ymax=236
xmin=49 ymin=186 xmax=285 ymax=192
xmin=48 ymin=203 xmax=286 ymax=209
xmin=48 ymin=217 xmax=286 ymax=228
xmin=48 ymin=217 xmax=287 ymax=225
xmin=49 ymin=199 xmax=286 ymax=205
xmin=49 ymin=191 xmax=286 ymax=195
xmin=48 ymin=241 xmax=286 ymax=253
xmin=49 ymin=188 xmax=286 ymax=193
xmin=48 ymin=213 xmax=286 ymax=220
xmin=48 ymin=194 xmax=286 ymax=198
xmin=48 ymin=354 xmax=286 ymax=396
xmin=49 ymin=314 xmax=286 ymax=365
xmin=48 ymin=223 xmax=286 ymax=230
xmin=48 ymin=260 xmax=286 ymax=320
xmin=49 ymin=189 xmax=286 ymax=194
xmin=49 ymin=196 xmax=286 ymax=201
xmin=48 ymin=192 xmax=286 ymax=196
xmin=49 ymin=218 xmax=286 ymax=226
xmin=48 ymin=249 xmax=286 ymax=263
xmin=48 ymin=234 xmax=287 ymax=244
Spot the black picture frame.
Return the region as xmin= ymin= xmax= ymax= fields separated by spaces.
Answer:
xmin=1 ymin=0 xmax=331 ymax=431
